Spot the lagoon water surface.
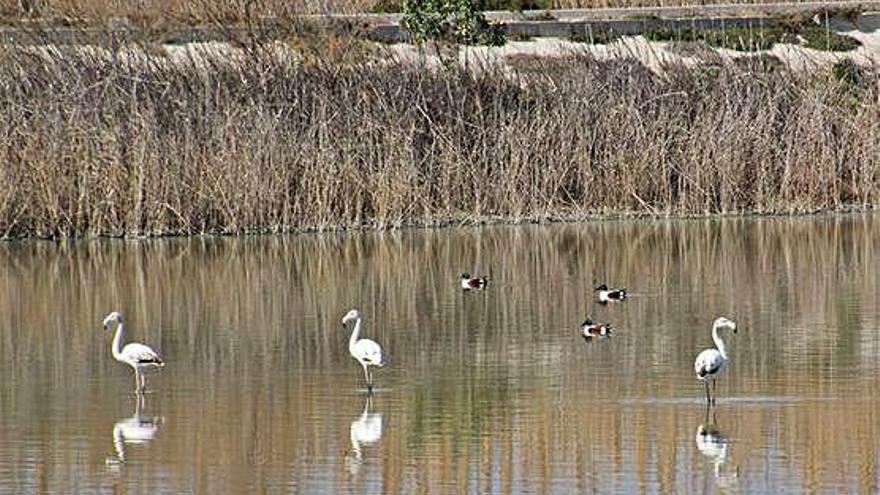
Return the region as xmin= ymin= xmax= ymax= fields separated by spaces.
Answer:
xmin=0 ymin=215 xmax=878 ymax=493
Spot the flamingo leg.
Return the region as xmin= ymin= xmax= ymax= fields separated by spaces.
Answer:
xmin=712 ymin=378 xmax=717 ymax=405
xmin=361 ymin=363 xmax=371 ymax=392
xmin=133 ymin=369 xmax=141 ymax=394
xmin=704 ymin=380 xmax=711 ymax=405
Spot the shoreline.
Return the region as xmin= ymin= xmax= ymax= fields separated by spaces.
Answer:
xmin=3 ymin=206 xmax=877 ymax=242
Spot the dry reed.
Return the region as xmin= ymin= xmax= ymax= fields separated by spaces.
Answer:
xmin=0 ymin=32 xmax=877 ymax=238
xmin=2 ymin=0 xmax=866 ymax=23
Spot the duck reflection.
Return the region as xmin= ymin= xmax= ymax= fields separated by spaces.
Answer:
xmin=347 ymin=395 xmax=382 ymax=475
xmin=696 ymin=406 xmax=740 ymax=490
xmin=105 ymin=394 xmax=163 ymax=467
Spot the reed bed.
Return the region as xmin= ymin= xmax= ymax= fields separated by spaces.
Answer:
xmin=0 ymin=33 xmax=877 ymax=238
xmin=2 ymin=0 xmax=866 ymax=22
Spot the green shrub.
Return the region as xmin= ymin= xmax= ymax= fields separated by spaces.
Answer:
xmin=370 ymin=0 xmax=403 ymax=13
xmin=799 ymin=26 xmax=861 ymax=51
xmin=480 ymin=0 xmax=552 ymax=11
xmin=402 ymin=0 xmax=506 ymax=45
xmin=646 ymin=26 xmax=783 ymax=52
xmin=831 ymin=58 xmax=865 ymax=87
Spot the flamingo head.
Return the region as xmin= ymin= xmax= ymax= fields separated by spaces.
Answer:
xmin=595 ymin=284 xmax=608 ymax=291
xmin=460 ymin=273 xmax=470 ymax=279
xmin=342 ymin=309 xmax=361 ymax=326
xmin=103 ymin=311 xmax=124 ymax=330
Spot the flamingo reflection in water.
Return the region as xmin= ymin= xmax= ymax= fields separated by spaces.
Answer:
xmin=695 ymin=406 xmax=740 ymax=490
xmin=347 ymin=395 xmax=383 ymax=475
xmin=106 ymin=394 xmax=164 ymax=467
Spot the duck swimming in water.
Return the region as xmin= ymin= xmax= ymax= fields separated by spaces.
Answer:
xmin=460 ymin=273 xmax=489 ymax=291
xmin=595 ymin=284 xmax=627 ymax=303
xmin=580 ymin=317 xmax=612 ymax=341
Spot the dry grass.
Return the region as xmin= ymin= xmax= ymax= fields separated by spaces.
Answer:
xmin=1 ymin=0 xmax=866 ymax=24
xmin=4 ymin=0 xmax=324 ymax=24
xmin=0 ymin=33 xmax=877 ymax=238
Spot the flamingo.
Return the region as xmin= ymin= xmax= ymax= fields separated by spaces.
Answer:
xmin=460 ymin=273 xmax=489 ymax=291
xmin=103 ymin=312 xmax=164 ymax=394
xmin=694 ymin=317 xmax=737 ymax=405
xmin=342 ymin=309 xmax=384 ymax=392
xmin=595 ymin=284 xmax=627 ymax=303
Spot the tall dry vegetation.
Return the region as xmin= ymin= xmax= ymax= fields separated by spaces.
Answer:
xmin=1 ymin=0 xmax=864 ymax=21
xmin=0 ymin=37 xmax=877 ymax=238
xmin=3 ymin=0 xmax=330 ymax=23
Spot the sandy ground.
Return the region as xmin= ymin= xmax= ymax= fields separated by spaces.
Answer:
xmin=21 ymin=11 xmax=877 ymax=80
xmin=382 ymin=12 xmax=880 ymax=74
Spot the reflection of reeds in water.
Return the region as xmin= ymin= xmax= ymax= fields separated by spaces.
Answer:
xmin=0 ymin=215 xmax=877 ymax=491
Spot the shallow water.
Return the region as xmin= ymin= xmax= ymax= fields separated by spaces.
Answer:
xmin=0 ymin=214 xmax=878 ymax=494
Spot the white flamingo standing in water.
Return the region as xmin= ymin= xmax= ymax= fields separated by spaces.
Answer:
xmin=103 ymin=312 xmax=164 ymax=393
xmin=342 ymin=309 xmax=384 ymax=393
xmin=694 ymin=317 xmax=737 ymax=405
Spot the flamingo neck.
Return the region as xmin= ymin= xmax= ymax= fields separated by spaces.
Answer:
xmin=712 ymin=325 xmax=728 ymax=360
xmin=348 ymin=317 xmax=362 ymax=353
xmin=111 ymin=323 xmax=125 ymax=361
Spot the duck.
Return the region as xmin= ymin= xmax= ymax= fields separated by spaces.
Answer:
xmin=460 ymin=273 xmax=489 ymax=291
xmin=580 ymin=317 xmax=612 ymax=341
xmin=595 ymin=284 xmax=627 ymax=303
